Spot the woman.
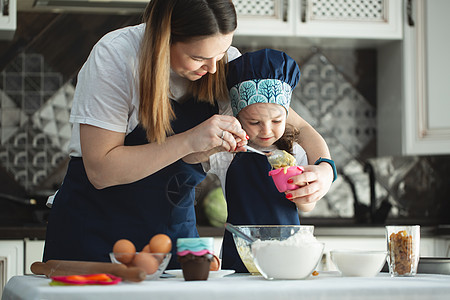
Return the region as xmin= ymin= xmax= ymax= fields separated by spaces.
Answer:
xmin=43 ymin=0 xmax=332 ymax=269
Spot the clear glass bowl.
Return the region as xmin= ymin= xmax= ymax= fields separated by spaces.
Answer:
xmin=231 ymin=225 xmax=320 ymax=279
xmin=110 ymin=252 xmax=171 ymax=280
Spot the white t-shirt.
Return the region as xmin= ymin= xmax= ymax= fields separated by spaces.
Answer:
xmin=68 ymin=23 xmax=241 ymax=157
xmin=208 ymin=142 xmax=308 ymax=194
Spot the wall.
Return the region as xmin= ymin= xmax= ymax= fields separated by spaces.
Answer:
xmin=0 ymin=12 xmax=142 ymax=225
xmin=200 ymin=45 xmax=450 ymax=226
xmin=1 ymin=13 xmax=449 ymax=227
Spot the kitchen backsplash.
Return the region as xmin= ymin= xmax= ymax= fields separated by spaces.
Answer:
xmin=1 ymin=14 xmax=449 ymax=226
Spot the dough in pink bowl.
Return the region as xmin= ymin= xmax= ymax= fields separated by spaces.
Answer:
xmin=268 ymin=166 xmax=304 ymax=193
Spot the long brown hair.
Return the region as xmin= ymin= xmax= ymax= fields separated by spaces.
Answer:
xmin=275 ymin=123 xmax=301 ymax=155
xmin=139 ymin=0 xmax=237 ymax=143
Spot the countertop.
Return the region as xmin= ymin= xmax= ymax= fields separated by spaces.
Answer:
xmin=3 ymin=272 xmax=450 ymax=300
xmin=0 ymin=225 xmax=46 ymax=240
xmin=196 ymin=225 xmax=450 ymax=238
xmin=1 ymin=224 xmax=450 ymax=240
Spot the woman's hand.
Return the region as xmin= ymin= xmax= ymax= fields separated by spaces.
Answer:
xmin=182 ymin=114 xmax=248 ymax=163
xmin=284 ymin=163 xmax=334 ymax=211
xmin=80 ymin=115 xmax=247 ymax=188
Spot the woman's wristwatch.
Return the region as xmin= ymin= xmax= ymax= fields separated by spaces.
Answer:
xmin=314 ymin=157 xmax=337 ymax=183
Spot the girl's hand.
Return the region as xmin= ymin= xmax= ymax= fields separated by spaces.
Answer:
xmin=283 ymin=163 xmax=334 ymax=210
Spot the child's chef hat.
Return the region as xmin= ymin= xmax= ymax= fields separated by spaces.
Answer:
xmin=227 ymin=48 xmax=300 ymax=117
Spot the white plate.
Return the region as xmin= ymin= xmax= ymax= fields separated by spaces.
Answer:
xmin=165 ymin=269 xmax=235 ymax=278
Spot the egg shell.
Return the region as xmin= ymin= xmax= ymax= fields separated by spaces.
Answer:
xmin=132 ymin=252 xmax=159 ymax=274
xmin=141 ymin=244 xmax=151 ymax=253
xmin=112 ymin=239 xmax=136 ymax=264
xmin=149 ymin=234 xmax=172 ymax=253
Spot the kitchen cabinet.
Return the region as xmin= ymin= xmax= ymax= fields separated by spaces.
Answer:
xmin=295 ymin=0 xmax=402 ymax=39
xmin=233 ymin=0 xmax=402 ymax=40
xmin=23 ymin=239 xmax=44 ymax=275
xmin=434 ymin=238 xmax=450 ymax=257
xmin=0 ymin=238 xmax=45 ymax=294
xmin=0 ymin=0 xmax=16 ymax=40
xmin=0 ymin=240 xmax=23 ymax=295
xmin=233 ymin=0 xmax=295 ymax=36
xmin=378 ymin=0 xmax=450 ymax=155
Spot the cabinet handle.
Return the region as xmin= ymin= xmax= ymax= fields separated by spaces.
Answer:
xmin=283 ymin=0 xmax=288 ymax=22
xmin=300 ymin=0 xmax=307 ymax=23
xmin=407 ymin=0 xmax=415 ymax=27
xmin=2 ymin=0 xmax=10 ymax=16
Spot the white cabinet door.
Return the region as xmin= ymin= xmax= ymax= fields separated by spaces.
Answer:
xmin=403 ymin=0 xmax=450 ymax=154
xmin=0 ymin=240 xmax=23 ymax=292
xmin=0 ymin=0 xmax=16 ymax=40
xmin=295 ymin=0 xmax=403 ymax=39
xmin=233 ymin=0 xmax=295 ymax=36
xmin=378 ymin=0 xmax=450 ymax=155
xmin=434 ymin=238 xmax=450 ymax=257
xmin=233 ymin=0 xmax=402 ymax=40
xmin=24 ymin=239 xmax=45 ymax=275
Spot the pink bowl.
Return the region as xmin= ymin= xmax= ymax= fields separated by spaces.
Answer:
xmin=268 ymin=166 xmax=304 ymax=193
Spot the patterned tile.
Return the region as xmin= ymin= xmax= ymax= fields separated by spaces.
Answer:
xmin=0 ymin=53 xmax=64 ymax=116
xmin=293 ymin=52 xmax=376 ymax=165
xmin=366 ymin=156 xmax=424 ymax=218
xmin=321 ymin=92 xmax=376 ymax=157
xmin=290 ymin=52 xmax=377 ymax=218
xmin=0 ymin=90 xmax=28 ymax=145
xmin=0 ymin=52 xmax=69 ymax=191
xmin=31 ymin=83 xmax=74 ymax=152
xmin=0 ymin=123 xmax=67 ymax=190
xmin=295 ymin=53 xmax=354 ymax=119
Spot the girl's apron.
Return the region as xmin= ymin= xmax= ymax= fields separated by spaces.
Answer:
xmin=43 ymin=98 xmax=217 ymax=269
xmin=221 ymin=152 xmax=300 ymax=272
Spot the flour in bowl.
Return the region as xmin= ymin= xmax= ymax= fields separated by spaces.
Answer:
xmin=251 ymin=230 xmax=324 ymax=280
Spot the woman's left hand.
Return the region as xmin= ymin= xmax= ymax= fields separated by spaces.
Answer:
xmin=284 ymin=163 xmax=334 ymax=210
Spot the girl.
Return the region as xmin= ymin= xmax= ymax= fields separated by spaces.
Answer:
xmin=207 ymin=49 xmax=337 ymax=272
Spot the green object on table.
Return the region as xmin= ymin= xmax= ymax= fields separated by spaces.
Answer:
xmin=203 ymin=187 xmax=227 ymax=227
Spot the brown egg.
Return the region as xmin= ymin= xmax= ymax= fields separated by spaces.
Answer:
xmin=113 ymin=239 xmax=136 ymax=264
xmin=141 ymin=244 xmax=151 ymax=253
xmin=149 ymin=234 xmax=172 ymax=253
xmin=210 ymin=254 xmax=220 ymax=271
xmin=132 ymin=252 xmax=159 ymax=274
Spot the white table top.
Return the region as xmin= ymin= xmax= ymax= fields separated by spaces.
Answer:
xmin=3 ymin=272 xmax=450 ymax=300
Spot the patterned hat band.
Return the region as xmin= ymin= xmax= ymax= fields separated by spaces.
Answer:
xmin=229 ymin=79 xmax=292 ymax=117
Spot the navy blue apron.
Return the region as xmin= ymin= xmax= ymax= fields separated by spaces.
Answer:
xmin=43 ymin=98 xmax=218 ymax=269
xmin=221 ymin=152 xmax=300 ymax=273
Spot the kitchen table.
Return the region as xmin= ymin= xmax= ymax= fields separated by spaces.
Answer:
xmin=2 ymin=272 xmax=450 ymax=300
